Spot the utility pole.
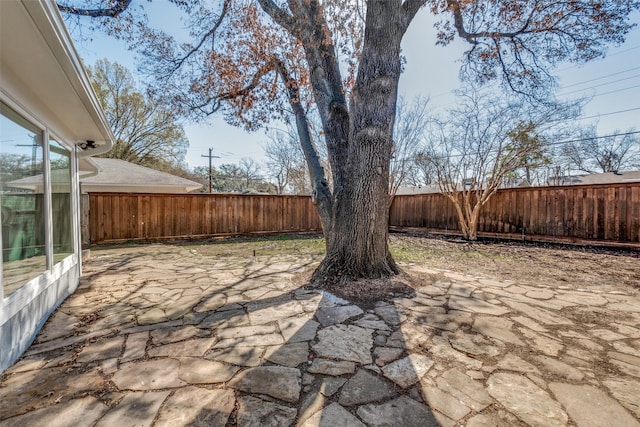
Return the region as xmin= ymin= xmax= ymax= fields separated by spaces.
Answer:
xmin=201 ymin=147 xmax=220 ymax=193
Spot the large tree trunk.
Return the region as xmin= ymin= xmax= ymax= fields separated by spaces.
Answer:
xmin=262 ymin=0 xmax=421 ymax=285
xmin=310 ymin=1 xmax=409 ymax=284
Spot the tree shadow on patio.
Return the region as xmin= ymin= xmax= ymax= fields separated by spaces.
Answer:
xmin=0 ymin=245 xmax=485 ymax=426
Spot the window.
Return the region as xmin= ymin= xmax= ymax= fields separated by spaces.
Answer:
xmin=50 ymin=139 xmax=73 ymax=263
xmin=1 ymin=103 xmax=46 ymax=296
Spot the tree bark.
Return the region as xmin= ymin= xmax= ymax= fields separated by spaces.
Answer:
xmin=259 ymin=0 xmax=423 ymax=285
xmin=448 ymin=192 xmax=481 ymax=241
xmin=311 ymin=1 xmax=412 ymax=284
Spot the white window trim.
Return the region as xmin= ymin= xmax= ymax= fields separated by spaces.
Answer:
xmin=0 ymin=254 xmax=77 ymax=325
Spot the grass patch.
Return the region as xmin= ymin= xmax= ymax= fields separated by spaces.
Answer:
xmin=182 ymin=234 xmax=326 ymax=258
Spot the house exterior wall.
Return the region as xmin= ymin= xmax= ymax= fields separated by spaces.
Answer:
xmin=0 ymin=0 xmax=113 ymax=372
xmin=0 ymin=97 xmax=82 ymax=372
xmin=0 ymin=257 xmax=79 ymax=371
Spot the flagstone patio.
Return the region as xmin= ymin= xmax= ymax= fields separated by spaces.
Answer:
xmin=1 ymin=243 xmax=639 ymax=426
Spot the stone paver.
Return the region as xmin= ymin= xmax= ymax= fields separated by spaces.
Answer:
xmin=473 ymin=316 xmax=524 ymax=346
xmin=448 ymin=295 xmax=510 ymax=315
xmin=381 ymin=353 xmax=434 ymax=388
xmin=155 ymin=388 xmax=235 ymax=427
xmin=298 ymin=391 xmax=327 ymax=425
xmin=313 ymin=324 xmax=373 ymax=364
xmin=357 ymin=396 xmax=440 ymax=427
xmin=1 ymin=244 xmax=639 ymax=427
xmin=307 ymin=358 xmax=357 ymax=375
xmin=112 ymin=358 xmax=186 ymax=390
xmin=176 ymin=357 xmax=239 ymax=383
xmin=228 ymin=366 xmax=301 ymax=402
xmin=550 ymin=383 xmax=640 ymax=427
xmin=316 ymin=305 xmax=364 ymax=326
xmin=437 ymin=368 xmax=492 ymax=411
xmin=338 ymin=369 xmax=397 ymax=406
xmin=300 ymin=403 xmax=365 ymax=427
xmin=148 ymin=336 xmax=216 ymax=357
xmin=121 ymin=331 xmax=149 ymax=362
xmin=236 ymin=395 xmax=297 ymax=427
xmin=278 ymin=317 xmax=319 ymax=342
xmin=76 ymin=336 xmax=124 ymax=363
xmin=603 ymin=377 xmax=640 ymax=418
xmin=96 ymin=391 xmax=170 ymax=427
xmin=264 ymin=342 xmax=309 ymax=367
xmin=534 ymin=354 xmax=585 ymax=381
xmin=0 ymin=396 xmax=107 ymax=427
xmin=487 ymin=373 xmax=568 ymax=427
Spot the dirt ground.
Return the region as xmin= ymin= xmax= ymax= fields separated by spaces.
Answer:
xmin=174 ymin=232 xmax=640 ymax=305
xmin=389 ymin=233 xmax=640 ymax=292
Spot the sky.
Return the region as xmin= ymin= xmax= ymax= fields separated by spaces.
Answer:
xmin=68 ymin=2 xmax=640 ymax=171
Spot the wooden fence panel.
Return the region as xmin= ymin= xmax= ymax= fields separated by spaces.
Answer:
xmin=88 ymin=193 xmax=323 ymax=244
xmin=88 ymin=183 xmax=640 ymax=245
xmin=389 ymin=183 xmax=640 ymax=244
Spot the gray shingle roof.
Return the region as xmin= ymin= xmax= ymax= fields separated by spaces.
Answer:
xmin=82 ymin=158 xmax=201 ymax=192
xmin=6 ymin=158 xmax=202 ymax=193
xmin=553 ymin=170 xmax=640 ymax=185
xmin=80 ymin=157 xmax=202 ymax=188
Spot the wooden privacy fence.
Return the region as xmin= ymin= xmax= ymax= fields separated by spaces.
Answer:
xmin=88 ymin=182 xmax=640 ymax=244
xmin=88 ymin=193 xmax=322 ymax=244
xmin=389 ymin=182 xmax=640 ymax=243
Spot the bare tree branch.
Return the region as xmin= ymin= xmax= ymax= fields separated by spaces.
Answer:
xmin=169 ymin=0 xmax=231 ymax=74
xmin=256 ymin=0 xmax=298 ymax=35
xmin=276 ymin=58 xmax=333 ymax=230
xmin=58 ymin=0 xmax=132 ymax=17
xmin=401 ymin=0 xmax=428 ymax=31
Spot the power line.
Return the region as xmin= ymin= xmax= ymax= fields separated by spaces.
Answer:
xmin=592 ymin=84 xmax=640 ymax=98
xmin=546 ymin=106 xmax=640 ymax=123
xmin=557 ymin=84 xmax=640 ymax=100
xmin=428 ymin=50 xmax=640 ymax=107
xmin=561 ymin=66 xmax=640 ymax=89
xmin=596 ymin=44 xmax=640 ymax=59
xmin=558 ymin=74 xmax=640 ymax=96
xmin=546 ymin=130 xmax=640 ymax=147
xmin=568 ymin=107 xmax=640 ymax=121
xmin=429 ymin=130 xmax=640 ymax=159
xmin=556 ymin=44 xmax=640 ymax=72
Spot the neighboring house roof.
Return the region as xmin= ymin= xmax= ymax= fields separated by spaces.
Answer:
xmin=396 ymin=184 xmax=442 ymax=195
xmin=551 ymin=170 xmax=640 ymax=186
xmin=7 ymin=158 xmax=202 ymax=194
xmin=0 ymin=0 xmax=114 ymax=155
xmin=80 ymin=158 xmax=203 ymax=193
xmin=5 ymin=169 xmax=71 ymax=193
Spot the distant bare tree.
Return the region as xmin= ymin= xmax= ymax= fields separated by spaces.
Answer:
xmin=198 ymin=161 xmax=273 ymax=193
xmin=389 ymin=96 xmax=429 ymax=198
xmin=263 ymin=117 xmax=330 ymax=195
xmin=562 ymin=126 xmax=640 ymax=173
xmin=264 ymin=132 xmax=295 ymax=194
xmin=238 ymin=157 xmax=263 ymax=189
xmin=263 ymin=129 xmax=314 ymax=194
xmin=406 ymin=152 xmax=436 ymax=188
xmin=423 ymin=91 xmax=578 ymax=240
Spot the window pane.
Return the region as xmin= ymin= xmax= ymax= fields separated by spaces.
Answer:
xmin=1 ymin=103 xmax=47 ymax=296
xmin=50 ymin=139 xmax=73 ymax=263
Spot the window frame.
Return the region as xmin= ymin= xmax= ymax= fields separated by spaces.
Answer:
xmin=0 ymin=95 xmax=80 ymax=305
